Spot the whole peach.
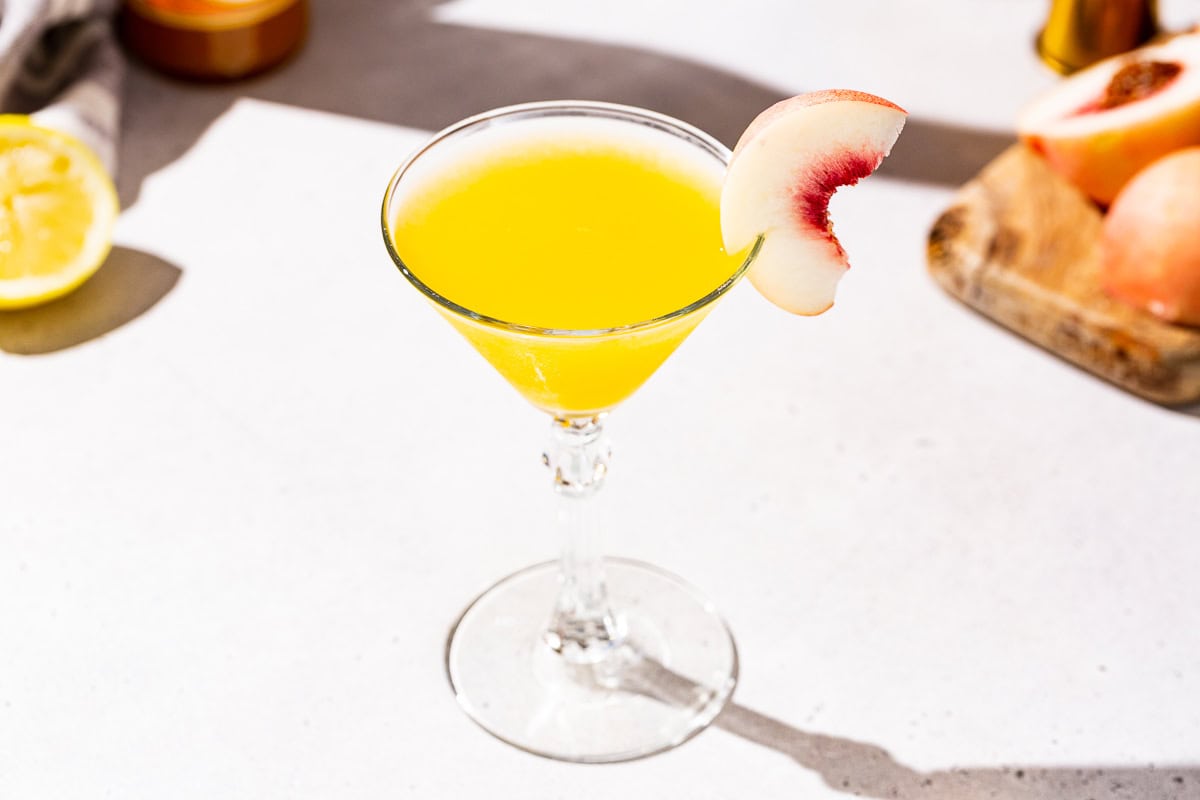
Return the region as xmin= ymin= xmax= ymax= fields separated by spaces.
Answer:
xmin=1101 ymin=146 xmax=1200 ymax=325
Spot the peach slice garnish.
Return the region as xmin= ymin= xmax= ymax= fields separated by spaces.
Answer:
xmin=720 ymin=90 xmax=907 ymax=316
xmin=1017 ymin=33 xmax=1200 ymax=206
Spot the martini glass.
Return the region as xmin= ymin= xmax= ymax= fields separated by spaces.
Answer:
xmin=381 ymin=101 xmax=759 ymax=763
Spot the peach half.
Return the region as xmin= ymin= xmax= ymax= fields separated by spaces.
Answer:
xmin=1017 ymin=33 xmax=1200 ymax=206
xmin=1101 ymin=146 xmax=1200 ymax=326
xmin=720 ymin=90 xmax=907 ymax=316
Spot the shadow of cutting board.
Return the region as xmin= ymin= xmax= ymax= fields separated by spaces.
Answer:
xmin=927 ymin=144 xmax=1200 ymax=406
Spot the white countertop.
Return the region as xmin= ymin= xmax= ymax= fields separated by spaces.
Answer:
xmin=3 ymin=1 xmax=1199 ymax=797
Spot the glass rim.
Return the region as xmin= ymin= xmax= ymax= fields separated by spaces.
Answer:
xmin=380 ymin=100 xmax=760 ymax=338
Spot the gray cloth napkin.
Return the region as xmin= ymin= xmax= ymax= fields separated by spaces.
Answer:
xmin=0 ymin=0 xmax=123 ymax=175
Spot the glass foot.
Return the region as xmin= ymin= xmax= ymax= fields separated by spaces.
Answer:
xmin=445 ymin=558 xmax=738 ymax=763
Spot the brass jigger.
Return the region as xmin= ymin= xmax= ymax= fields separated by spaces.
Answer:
xmin=1038 ymin=0 xmax=1160 ymax=74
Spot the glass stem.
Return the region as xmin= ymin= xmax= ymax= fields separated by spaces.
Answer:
xmin=543 ymin=416 xmax=624 ymax=664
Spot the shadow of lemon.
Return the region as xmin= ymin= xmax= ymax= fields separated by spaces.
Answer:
xmin=0 ymin=246 xmax=181 ymax=354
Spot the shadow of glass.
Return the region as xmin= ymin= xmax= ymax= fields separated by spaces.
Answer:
xmin=117 ymin=0 xmax=1011 ymax=207
xmin=718 ymin=704 xmax=1198 ymax=800
xmin=0 ymin=246 xmax=181 ymax=355
xmin=614 ymin=652 xmax=1197 ymax=799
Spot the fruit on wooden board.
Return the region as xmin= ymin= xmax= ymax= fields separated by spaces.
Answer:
xmin=1017 ymin=33 xmax=1200 ymax=206
xmin=1101 ymin=146 xmax=1200 ymax=326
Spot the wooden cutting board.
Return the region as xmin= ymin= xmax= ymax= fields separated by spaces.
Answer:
xmin=926 ymin=144 xmax=1200 ymax=406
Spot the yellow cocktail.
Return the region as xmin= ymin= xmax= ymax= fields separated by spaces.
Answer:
xmin=381 ymin=102 xmax=755 ymax=763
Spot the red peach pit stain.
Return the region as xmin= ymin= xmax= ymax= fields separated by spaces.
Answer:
xmin=1071 ymin=60 xmax=1183 ymax=116
xmin=790 ymin=150 xmax=884 ymax=262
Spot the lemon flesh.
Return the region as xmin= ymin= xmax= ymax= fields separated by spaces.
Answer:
xmin=0 ymin=115 xmax=118 ymax=309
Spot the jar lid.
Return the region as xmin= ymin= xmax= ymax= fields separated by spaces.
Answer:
xmin=124 ymin=0 xmax=300 ymax=32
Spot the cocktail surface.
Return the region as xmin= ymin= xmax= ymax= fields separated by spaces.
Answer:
xmin=389 ymin=117 xmax=742 ymax=331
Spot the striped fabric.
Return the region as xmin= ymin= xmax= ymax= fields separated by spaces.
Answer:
xmin=0 ymin=0 xmax=122 ymax=174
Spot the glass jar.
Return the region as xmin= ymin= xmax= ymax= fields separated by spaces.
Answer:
xmin=119 ymin=0 xmax=308 ymax=81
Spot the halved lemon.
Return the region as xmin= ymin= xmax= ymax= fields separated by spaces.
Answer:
xmin=0 ymin=115 xmax=118 ymax=309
